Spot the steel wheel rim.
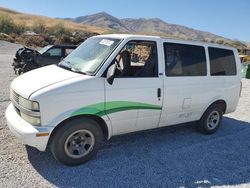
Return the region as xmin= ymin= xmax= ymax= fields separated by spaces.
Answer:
xmin=207 ymin=110 xmax=220 ymax=130
xmin=64 ymin=129 xmax=95 ymax=159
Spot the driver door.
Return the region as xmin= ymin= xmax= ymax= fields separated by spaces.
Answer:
xmin=105 ymin=40 xmax=163 ymax=135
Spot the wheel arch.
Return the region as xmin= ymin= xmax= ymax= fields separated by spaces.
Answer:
xmin=201 ymin=99 xmax=227 ymax=119
xmin=213 ymin=100 xmax=227 ymax=114
xmin=48 ymin=114 xmax=110 ymax=147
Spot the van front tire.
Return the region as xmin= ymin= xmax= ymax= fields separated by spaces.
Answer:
xmin=50 ymin=118 xmax=103 ymax=166
xmin=199 ymin=105 xmax=223 ymax=134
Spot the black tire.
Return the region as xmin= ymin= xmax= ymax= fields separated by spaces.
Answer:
xmin=198 ymin=104 xmax=223 ymax=134
xmin=50 ymin=118 xmax=103 ymax=166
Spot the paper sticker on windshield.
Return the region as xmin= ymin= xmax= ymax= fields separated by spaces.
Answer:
xmin=99 ymin=39 xmax=114 ymax=46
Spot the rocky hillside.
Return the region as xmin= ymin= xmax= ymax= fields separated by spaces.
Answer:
xmin=0 ymin=7 xmax=105 ymax=34
xmin=68 ymin=12 xmax=226 ymax=41
xmin=121 ymin=18 xmax=220 ymax=41
xmin=66 ymin=12 xmax=130 ymax=32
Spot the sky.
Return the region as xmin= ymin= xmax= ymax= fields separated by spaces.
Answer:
xmin=0 ymin=0 xmax=250 ymax=41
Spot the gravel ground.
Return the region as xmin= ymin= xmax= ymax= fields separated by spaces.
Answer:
xmin=0 ymin=41 xmax=250 ymax=188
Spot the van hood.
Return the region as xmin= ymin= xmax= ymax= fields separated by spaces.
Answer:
xmin=11 ymin=65 xmax=81 ymax=99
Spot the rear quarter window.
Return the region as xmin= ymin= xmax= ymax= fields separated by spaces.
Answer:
xmin=164 ymin=43 xmax=207 ymax=76
xmin=208 ymin=47 xmax=236 ymax=76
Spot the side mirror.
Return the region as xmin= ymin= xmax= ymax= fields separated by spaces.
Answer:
xmin=106 ymin=64 xmax=117 ymax=85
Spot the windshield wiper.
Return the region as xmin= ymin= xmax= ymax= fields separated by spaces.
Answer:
xmin=58 ymin=59 xmax=72 ymax=67
xmin=58 ymin=60 xmax=92 ymax=75
xmin=58 ymin=61 xmax=73 ymax=71
xmin=71 ymin=68 xmax=88 ymax=75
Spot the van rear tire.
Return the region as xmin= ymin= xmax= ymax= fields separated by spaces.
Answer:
xmin=50 ymin=118 xmax=103 ymax=166
xmin=198 ymin=104 xmax=222 ymax=134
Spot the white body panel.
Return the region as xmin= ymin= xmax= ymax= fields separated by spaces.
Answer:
xmin=30 ymin=75 xmax=108 ymax=127
xmin=105 ymin=77 xmax=163 ymax=135
xmin=5 ymin=34 xmax=241 ymax=151
xmin=158 ymin=39 xmax=241 ymax=126
xmin=11 ymin=65 xmax=80 ymax=98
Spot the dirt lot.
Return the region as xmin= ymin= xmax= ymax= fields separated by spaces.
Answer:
xmin=0 ymin=41 xmax=250 ymax=188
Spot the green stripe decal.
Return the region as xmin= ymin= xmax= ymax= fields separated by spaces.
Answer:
xmin=71 ymin=101 xmax=162 ymax=117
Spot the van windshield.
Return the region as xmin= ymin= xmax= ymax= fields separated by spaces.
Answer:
xmin=58 ymin=37 xmax=121 ymax=74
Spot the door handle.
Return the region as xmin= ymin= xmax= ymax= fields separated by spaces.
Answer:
xmin=157 ymin=88 xmax=161 ymax=99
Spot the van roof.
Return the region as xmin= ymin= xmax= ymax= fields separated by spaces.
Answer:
xmin=94 ymin=34 xmax=236 ymax=50
xmin=94 ymin=34 xmax=160 ymax=40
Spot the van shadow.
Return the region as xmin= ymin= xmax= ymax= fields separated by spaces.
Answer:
xmin=26 ymin=117 xmax=250 ymax=187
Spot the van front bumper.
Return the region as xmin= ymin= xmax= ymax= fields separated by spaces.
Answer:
xmin=5 ymin=103 xmax=53 ymax=151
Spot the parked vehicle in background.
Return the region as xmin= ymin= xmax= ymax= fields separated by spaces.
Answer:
xmin=6 ymin=34 xmax=242 ymax=166
xmin=12 ymin=44 xmax=77 ymax=75
xmin=239 ymin=48 xmax=250 ymax=62
xmin=242 ymin=61 xmax=250 ymax=78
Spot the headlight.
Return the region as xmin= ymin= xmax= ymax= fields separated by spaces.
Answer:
xmin=19 ymin=96 xmax=39 ymax=111
xmin=20 ymin=112 xmax=41 ymax=126
xmin=11 ymin=90 xmax=41 ymax=126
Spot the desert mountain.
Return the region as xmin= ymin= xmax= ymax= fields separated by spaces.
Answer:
xmin=66 ymin=12 xmax=130 ymax=32
xmin=68 ymin=12 xmax=226 ymax=41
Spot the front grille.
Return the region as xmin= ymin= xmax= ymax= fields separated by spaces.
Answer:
xmin=10 ymin=89 xmax=21 ymax=115
xmin=10 ymin=89 xmax=20 ymax=105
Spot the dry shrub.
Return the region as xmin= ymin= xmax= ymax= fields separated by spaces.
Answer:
xmin=15 ymin=35 xmax=48 ymax=47
xmin=54 ymin=34 xmax=71 ymax=45
xmin=0 ymin=33 xmax=14 ymax=42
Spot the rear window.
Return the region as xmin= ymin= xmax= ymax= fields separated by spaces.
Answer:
xmin=208 ymin=47 xmax=236 ymax=76
xmin=164 ymin=43 xmax=207 ymax=76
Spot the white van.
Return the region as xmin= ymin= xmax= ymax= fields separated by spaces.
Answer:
xmin=5 ymin=34 xmax=241 ymax=165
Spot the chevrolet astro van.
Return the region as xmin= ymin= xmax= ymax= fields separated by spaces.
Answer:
xmin=5 ymin=34 xmax=241 ymax=165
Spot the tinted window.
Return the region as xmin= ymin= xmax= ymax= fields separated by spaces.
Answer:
xmin=209 ymin=47 xmax=236 ymax=76
xmin=164 ymin=43 xmax=207 ymax=76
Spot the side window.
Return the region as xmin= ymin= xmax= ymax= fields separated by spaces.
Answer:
xmin=114 ymin=41 xmax=158 ymax=77
xmin=208 ymin=47 xmax=236 ymax=76
xmin=164 ymin=43 xmax=207 ymax=76
xmin=47 ymin=48 xmax=62 ymax=57
xmin=65 ymin=48 xmax=75 ymax=57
